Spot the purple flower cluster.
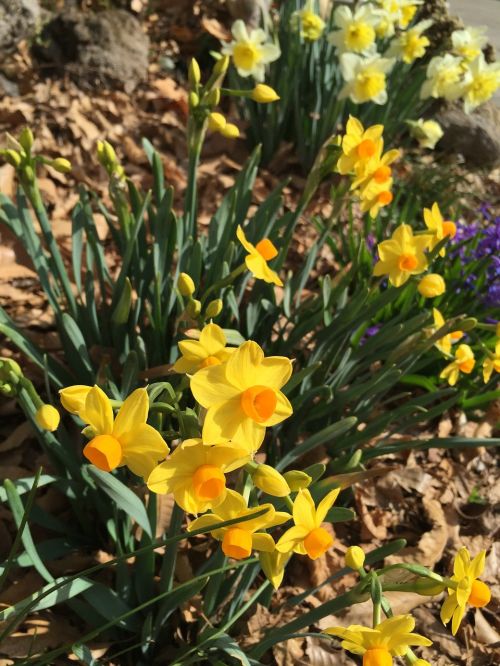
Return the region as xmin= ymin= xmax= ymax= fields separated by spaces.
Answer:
xmin=452 ymin=204 xmax=500 ymax=308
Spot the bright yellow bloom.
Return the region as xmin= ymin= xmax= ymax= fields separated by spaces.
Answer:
xmin=373 ymin=225 xmax=430 ymax=287
xmin=407 ymin=118 xmax=443 ymax=149
xmin=360 ymin=179 xmax=394 ymax=218
xmin=190 ymin=340 xmax=293 ymax=452
xmin=483 ymin=341 xmax=500 ymax=383
xmin=329 ymin=4 xmax=379 ymax=54
xmin=188 ymin=489 xmax=290 ymax=559
xmin=325 ymin=615 xmax=432 ymax=665
xmin=432 ymin=308 xmax=463 ymax=356
xmin=292 ymin=0 xmax=325 ymax=41
xmin=221 ymin=20 xmax=280 ymax=81
xmin=65 ymin=385 xmax=169 ymax=479
xmin=259 ymin=549 xmax=290 ymax=589
xmin=147 ymin=438 xmax=250 ymax=513
xmin=340 ymin=53 xmax=395 ymax=105
xmin=421 ymin=54 xmax=464 ymax=101
xmin=417 ymin=273 xmax=446 ymax=298
xmin=440 ymin=344 xmax=475 ymax=386
xmin=251 ymin=84 xmax=280 ymax=103
xmin=461 ymin=55 xmax=500 ymax=114
xmin=276 ymin=488 xmax=339 ymax=559
xmin=173 ymin=323 xmax=235 ymax=375
xmin=345 ymin=545 xmax=365 ymax=570
xmin=35 ymin=405 xmax=60 ymax=432
xmin=237 ymin=225 xmax=283 ymax=286
xmin=337 ymin=116 xmax=384 ymax=176
xmin=452 ymin=27 xmax=488 ymax=62
xmin=388 ymin=20 xmax=432 ymax=64
xmin=423 ymin=202 xmax=456 ymax=257
xmin=351 ymin=146 xmax=400 ymax=192
xmin=441 ymin=547 xmax=491 ymax=635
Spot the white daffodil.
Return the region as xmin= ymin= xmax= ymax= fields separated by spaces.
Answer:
xmin=328 ymin=4 xmax=380 ymax=55
xmin=406 ymin=118 xmax=443 ymax=149
xmin=451 ymin=26 xmax=488 ymax=62
xmin=388 ymin=19 xmax=432 ymax=64
xmin=339 ymin=52 xmax=395 ymax=104
xmin=221 ymin=20 xmax=280 ymax=81
xmin=420 ymin=53 xmax=465 ymax=101
xmin=461 ymin=55 xmax=500 ymax=113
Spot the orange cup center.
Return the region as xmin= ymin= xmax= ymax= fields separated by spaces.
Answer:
xmin=374 ymin=165 xmax=391 ymax=183
xmin=192 ymin=464 xmax=226 ymax=501
xmin=468 ymin=580 xmax=491 ymax=608
xmin=222 ymin=527 xmax=252 ymax=560
xmin=200 ymin=355 xmax=222 ymax=369
xmin=255 ymin=238 xmax=278 ymax=261
xmin=442 ymin=220 xmax=456 ymax=238
xmin=83 ymin=434 xmax=122 ymax=472
xmin=377 ymin=190 xmax=393 ymax=205
xmin=240 ymin=385 xmax=277 ymax=423
xmin=398 ymin=253 xmax=418 ymax=271
xmin=357 ymin=138 xmax=376 ymax=158
xmin=363 ymin=648 xmax=393 ymax=666
xmin=303 ymin=527 xmax=334 ymax=559
xmin=458 ymin=358 xmax=474 ymax=373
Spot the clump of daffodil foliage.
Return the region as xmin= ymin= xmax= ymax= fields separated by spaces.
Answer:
xmin=0 ymin=30 xmax=498 ymax=665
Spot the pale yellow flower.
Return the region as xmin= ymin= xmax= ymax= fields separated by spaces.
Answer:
xmin=329 ymin=4 xmax=380 ymax=55
xmin=340 ymin=53 xmax=395 ymax=105
xmin=221 ymin=20 xmax=280 ymax=81
xmin=420 ymin=54 xmax=464 ymax=101
xmin=461 ymin=55 xmax=500 ymax=114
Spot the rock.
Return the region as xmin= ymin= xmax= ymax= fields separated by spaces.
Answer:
xmin=437 ymin=102 xmax=500 ymax=169
xmin=0 ymin=0 xmax=40 ymax=54
xmin=33 ymin=9 xmax=149 ymax=92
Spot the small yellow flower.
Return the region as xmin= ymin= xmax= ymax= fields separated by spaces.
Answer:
xmin=329 ymin=4 xmax=379 ymax=54
xmin=325 ymin=615 xmax=432 ymax=665
xmin=251 ymin=84 xmax=280 ymax=103
xmin=373 ymin=224 xmax=430 ymax=287
xmin=340 ymin=53 xmax=395 ymax=105
xmin=178 ymin=272 xmax=195 ymax=297
xmin=388 ymin=20 xmax=432 ymax=64
xmin=345 ymin=545 xmax=365 ymax=570
xmin=432 ymin=308 xmax=463 ymax=356
xmin=35 ymin=405 xmax=60 ymax=432
xmin=337 ymin=116 xmax=384 ymax=176
xmin=276 ymin=488 xmax=340 ymax=560
xmin=63 ymin=385 xmax=169 ymax=479
xmin=360 ymin=181 xmax=394 ymax=218
xmin=221 ymin=20 xmax=280 ymax=81
xmin=417 ymin=274 xmax=446 ymax=298
xmin=292 ymin=0 xmax=325 ymax=41
xmin=173 ymin=323 xmax=236 ymax=375
xmin=147 ymin=438 xmax=250 ymax=513
xmin=188 ymin=489 xmax=290 ymax=559
xmin=461 ymin=55 xmax=500 ymax=114
xmin=441 ymin=547 xmax=491 ymax=635
xmin=259 ymin=549 xmax=291 ymax=589
xmin=440 ymin=344 xmax=475 ymax=386
xmin=237 ymin=225 xmax=283 ymax=286
xmin=423 ymin=202 xmax=456 ymax=256
xmin=351 ymin=145 xmax=400 ymax=193
xmin=190 ymin=340 xmax=293 ymax=452
xmin=407 ymin=118 xmax=443 ymax=149
xmin=483 ymin=341 xmax=500 ymax=383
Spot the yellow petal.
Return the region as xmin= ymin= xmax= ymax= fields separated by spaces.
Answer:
xmin=258 ymin=356 xmax=293 ymax=389
xmin=315 ymin=488 xmax=341 ymax=525
xmin=147 ymin=460 xmax=181 ymax=494
xmin=113 ymin=388 xmax=148 ymax=440
xmin=252 ymin=532 xmax=276 ymax=552
xmin=224 ymin=340 xmax=264 ymax=390
xmin=454 ymin=547 xmax=470 ymax=578
xmin=190 ymin=364 xmax=241 ymax=408
xmin=275 ymin=525 xmax=310 ymax=552
xmin=120 ymin=423 xmax=169 ymax=479
xmin=59 ymin=385 xmax=92 ymax=414
xmin=293 ymin=489 xmax=317 ymax=531
xmin=80 ymin=385 xmax=114 ymax=435
xmin=199 ymin=323 xmax=226 ymax=355
xmin=236 ymin=225 xmax=256 ymax=255
xmin=469 ymin=550 xmax=486 ymax=579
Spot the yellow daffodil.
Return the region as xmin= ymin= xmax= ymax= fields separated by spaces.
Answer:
xmin=340 ymin=53 xmax=395 ymax=105
xmin=461 ymin=55 xmax=500 ymax=114
xmin=351 ymin=145 xmax=400 ymax=192
xmin=325 ymin=615 xmax=432 ymax=665
xmin=423 ymin=202 xmax=456 ymax=257
xmin=432 ymin=308 xmax=463 ymax=355
xmin=276 ymin=488 xmax=339 ymax=560
xmin=337 ymin=116 xmax=384 ymax=175
xmin=35 ymin=405 xmax=60 ymax=432
xmin=329 ymin=4 xmax=379 ymax=55
xmin=417 ymin=273 xmax=445 ymax=298
xmin=373 ymin=224 xmax=430 ymax=287
xmin=63 ymin=386 xmax=169 ymax=479
xmin=399 ymin=2 xmax=420 ymax=29
xmin=237 ymin=225 xmax=283 ymax=286
xmin=360 ymin=179 xmax=394 ymax=218
xmin=259 ymin=549 xmax=291 ymax=589
xmin=440 ymin=344 xmax=475 ymax=386
xmin=173 ymin=323 xmax=236 ymax=375
xmin=188 ymin=489 xmax=290 ymax=559
xmin=420 ymin=54 xmax=464 ymax=101
xmin=451 ymin=26 xmax=488 ymax=62
xmin=483 ymin=341 xmax=500 ymax=382
xmin=291 ymin=0 xmax=325 ymax=41
xmin=147 ymin=438 xmax=250 ymax=513
xmin=441 ymin=547 xmax=491 ymax=635
xmin=373 ymin=2 xmax=399 ymax=39
xmin=388 ymin=20 xmax=432 ymax=64
xmin=406 ymin=118 xmax=443 ymax=149
xmin=190 ymin=340 xmax=293 ymax=452
xmin=221 ymin=20 xmax=280 ymax=81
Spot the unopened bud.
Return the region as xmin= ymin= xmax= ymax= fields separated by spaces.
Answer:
xmin=418 ymin=274 xmax=446 ymax=298
xmin=205 ymin=88 xmax=221 ymax=107
xmin=187 ymin=299 xmax=201 ymax=318
xmin=283 ymin=470 xmax=312 ymax=491
xmin=213 ymin=55 xmax=230 ymax=76
xmin=178 ymin=272 xmax=195 ymax=297
xmin=188 ymin=58 xmax=201 ymax=87
xmin=19 ymin=127 xmax=34 ymax=154
xmin=0 ymin=358 xmax=23 ymax=397
xmin=221 ymin=123 xmax=239 ymax=139
xmin=208 ymin=112 xmax=226 ymax=133
xmin=35 ymin=405 xmax=60 ymax=432
xmin=23 ymin=165 xmax=35 ymax=183
xmin=252 ymin=464 xmax=290 ymax=497
xmin=103 ymin=141 xmax=117 ymax=165
xmin=205 ymin=299 xmax=223 ymax=319
xmin=345 ymin=545 xmax=365 ymax=570
xmin=189 ymin=91 xmax=199 ymax=108
xmin=251 ymin=84 xmax=280 ymax=103
xmin=413 ymin=578 xmax=446 ymax=596
xmin=52 ymin=158 xmax=72 ymax=173
xmin=3 ymin=149 xmax=21 ymax=168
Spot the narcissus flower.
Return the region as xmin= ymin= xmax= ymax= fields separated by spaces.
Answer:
xmin=418 ymin=274 xmax=446 ymax=298
xmin=340 ymin=53 xmax=395 ymax=105
xmin=440 ymin=344 xmax=475 ymax=386
xmin=420 ymin=54 xmax=464 ymax=101
xmin=432 ymin=308 xmax=463 ymax=356
xmin=461 ymin=55 xmax=500 ymax=114
xmin=441 ymin=547 xmax=491 ymax=635
xmin=221 ymin=20 xmax=280 ymax=81
xmin=147 ymin=438 xmax=249 ymax=513
xmin=325 ymin=615 xmax=432 ymax=665
xmin=359 ymin=177 xmax=394 ymax=218
xmin=483 ymin=341 xmax=500 ymax=382
xmin=35 ymin=405 xmax=60 ymax=432
xmin=337 ymin=116 xmax=384 ymax=175
xmin=388 ymin=20 xmax=432 ymax=64
xmin=373 ymin=225 xmax=430 ymax=287
xmin=237 ymin=225 xmax=283 ymax=286
xmin=451 ymin=26 xmax=488 ymax=62
xmin=173 ymin=323 xmax=236 ymax=375
xmin=67 ymin=385 xmax=169 ymax=479
xmin=276 ymin=488 xmax=339 ymax=560
xmin=329 ymin=4 xmax=379 ymax=55
xmin=191 ymin=340 xmax=293 ymax=452
xmin=351 ymin=146 xmax=400 ymax=192
xmin=291 ymin=0 xmax=325 ymax=41
xmin=259 ymin=549 xmax=291 ymax=589
xmin=188 ymin=489 xmax=290 ymax=559
xmin=407 ymin=118 xmax=443 ymax=149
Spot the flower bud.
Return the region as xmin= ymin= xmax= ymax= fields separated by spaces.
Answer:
xmin=23 ymin=165 xmax=35 ymax=183
xmin=205 ymin=88 xmax=220 ymax=107
xmin=252 ymin=464 xmax=290 ymax=497
xmin=208 ymin=112 xmax=226 ymax=133
xmin=51 ymin=158 xmax=72 ymax=173
xmin=251 ymin=84 xmax=280 ymax=103
xmin=213 ymin=55 xmax=230 ymax=76
xmin=178 ymin=272 xmax=196 ymax=297
xmin=19 ymin=127 xmax=34 ymax=154
xmin=35 ymin=405 xmax=60 ymax=432
xmin=189 ymin=91 xmax=199 ymax=108
xmin=283 ymin=469 xmax=312 ymax=491
xmin=221 ymin=123 xmax=239 ymax=139
xmin=188 ymin=58 xmax=201 ymax=87
xmin=417 ymin=274 xmax=446 ymax=298
xmin=187 ymin=299 xmax=201 ymax=318
xmin=413 ymin=578 xmax=446 ymax=595
xmin=2 ymin=149 xmax=21 ymax=168
xmin=345 ymin=545 xmax=365 ymax=570
xmin=0 ymin=358 xmax=23 ymax=397
xmin=205 ymin=298 xmax=223 ymax=319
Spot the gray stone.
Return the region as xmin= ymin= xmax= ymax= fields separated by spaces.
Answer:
xmin=437 ymin=102 xmax=500 ymax=169
xmin=0 ymin=0 xmax=40 ymax=54
xmin=33 ymin=9 xmax=149 ymax=92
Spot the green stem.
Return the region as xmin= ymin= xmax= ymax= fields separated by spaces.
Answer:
xmin=184 ymin=122 xmax=204 ymax=242
xmin=373 ymin=601 xmax=381 ymax=627
xmin=200 ymin=263 xmax=247 ymax=306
